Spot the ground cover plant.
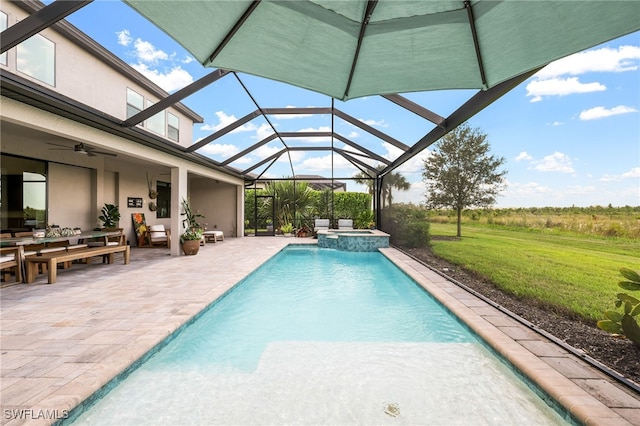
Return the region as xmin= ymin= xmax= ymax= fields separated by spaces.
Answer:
xmin=426 ymin=222 xmax=639 ymax=321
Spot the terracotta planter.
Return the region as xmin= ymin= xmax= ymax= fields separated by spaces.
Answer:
xmin=181 ymin=239 xmax=200 ymax=255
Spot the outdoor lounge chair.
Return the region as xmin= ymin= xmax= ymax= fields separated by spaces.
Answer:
xmin=338 ymin=219 xmax=353 ymax=230
xmin=146 ymin=224 xmax=171 ymax=248
xmin=314 ymin=219 xmax=330 ymax=233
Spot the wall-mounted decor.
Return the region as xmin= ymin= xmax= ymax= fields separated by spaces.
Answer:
xmin=147 ymin=172 xmax=158 ymax=199
xmin=127 ymin=197 xmax=143 ymax=208
xmin=148 ymin=202 xmax=157 ymax=212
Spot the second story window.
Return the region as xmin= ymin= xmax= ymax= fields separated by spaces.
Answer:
xmin=126 ymin=88 xmax=144 ymax=120
xmin=168 ymin=112 xmax=179 ymax=142
xmin=0 ymin=12 xmax=7 ymax=66
xmin=146 ymin=100 xmax=166 ymax=136
xmin=17 ymin=34 xmax=55 ymax=86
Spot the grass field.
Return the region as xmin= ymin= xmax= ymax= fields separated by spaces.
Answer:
xmin=428 ymin=222 xmax=640 ymax=322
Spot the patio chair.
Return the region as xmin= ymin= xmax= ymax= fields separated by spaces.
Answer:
xmin=12 ymin=233 xmax=56 ymax=267
xmin=87 ymin=228 xmax=124 ymax=247
xmin=0 ymin=246 xmax=22 ymax=284
xmin=314 ymin=219 xmax=330 ymax=233
xmin=146 ymin=224 xmax=171 ymax=248
xmin=338 ymin=219 xmax=353 ymax=230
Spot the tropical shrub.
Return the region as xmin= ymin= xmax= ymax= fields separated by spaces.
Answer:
xmin=382 ymin=203 xmax=430 ymax=248
xmin=597 ymin=267 xmax=640 ymax=348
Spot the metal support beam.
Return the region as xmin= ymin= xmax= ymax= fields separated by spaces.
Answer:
xmin=241 ymin=149 xmax=286 ymax=175
xmin=334 ymin=148 xmax=379 ymax=173
xmin=1 ymin=0 xmax=92 ymax=54
xmin=123 ymin=69 xmax=230 ymax=127
xmin=382 ymin=94 xmax=446 ymax=127
xmin=221 ymin=133 xmax=279 ymax=165
xmin=206 ymin=0 xmax=261 ymax=65
xmin=344 ymin=0 xmax=378 ymax=99
xmin=334 ymin=109 xmax=409 ymax=151
xmin=333 ymin=134 xmax=390 ymax=164
xmin=381 ymin=69 xmax=540 ymax=177
xmin=262 ymin=107 xmax=333 ymax=116
xmin=465 ymin=0 xmax=488 ymax=88
xmin=189 ymin=109 xmax=263 ymax=152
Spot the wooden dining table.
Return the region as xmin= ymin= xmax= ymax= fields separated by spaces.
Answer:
xmin=0 ymin=230 xmax=122 ymax=247
xmin=0 ymin=230 xmax=125 ymax=283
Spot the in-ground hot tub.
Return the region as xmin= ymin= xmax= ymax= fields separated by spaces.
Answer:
xmin=316 ymin=229 xmax=390 ymax=251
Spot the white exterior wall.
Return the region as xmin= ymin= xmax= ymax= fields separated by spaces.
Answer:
xmin=0 ymin=2 xmax=195 ymax=147
xmin=48 ymin=163 xmax=94 ymax=231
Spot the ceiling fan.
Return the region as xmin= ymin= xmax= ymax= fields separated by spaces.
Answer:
xmin=47 ymin=142 xmax=117 ymax=157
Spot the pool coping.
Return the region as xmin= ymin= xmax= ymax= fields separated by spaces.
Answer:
xmin=0 ymin=238 xmax=638 ymax=425
xmin=379 ymin=247 xmax=640 ymax=426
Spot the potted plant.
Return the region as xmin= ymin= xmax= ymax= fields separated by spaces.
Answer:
xmin=98 ymin=203 xmax=120 ymax=228
xmin=266 ymin=219 xmax=273 ymax=233
xmin=180 ymin=198 xmax=204 ymax=255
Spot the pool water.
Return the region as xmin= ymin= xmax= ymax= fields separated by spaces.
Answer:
xmin=73 ymin=246 xmax=570 ymax=425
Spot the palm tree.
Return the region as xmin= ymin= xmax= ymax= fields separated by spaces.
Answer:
xmin=263 ymin=180 xmax=316 ymax=229
xmin=382 ymin=171 xmax=410 ymax=207
xmin=354 ymin=166 xmax=410 ymax=209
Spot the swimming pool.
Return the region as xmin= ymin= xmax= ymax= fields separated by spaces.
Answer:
xmin=70 ymin=246 xmax=570 ymax=425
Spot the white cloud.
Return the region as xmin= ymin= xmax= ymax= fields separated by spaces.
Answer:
xmin=230 ymin=156 xmax=252 ymax=165
xmin=131 ymin=63 xmax=193 ymax=92
xmin=254 ymin=144 xmax=284 ymax=160
xmin=182 ymin=56 xmax=195 ymax=64
xmin=133 ymin=38 xmax=168 ymax=63
xmin=360 ymin=118 xmax=387 ymax=127
xmin=532 ymin=152 xmax=575 ymax=173
xmin=526 ymin=45 xmax=640 ymax=103
xmin=254 ymin=123 xmax=275 ymax=141
xmin=600 ymin=167 xmax=640 ymax=182
xmin=381 ymin=142 xmax=430 ymax=174
xmin=537 ymin=45 xmax=640 ymax=79
xmin=515 ymin=152 xmax=533 ymax=161
xmin=505 ymin=181 xmax=553 ymax=196
xmin=551 ymin=121 xmax=564 ymax=126
xmin=579 ymin=105 xmax=638 ymax=121
xmin=526 ymin=77 xmax=605 ymax=102
xmin=298 ymin=154 xmax=355 ymax=172
xmin=116 ymin=29 xmax=131 ymax=46
xmin=199 ymin=143 xmax=239 ymax=158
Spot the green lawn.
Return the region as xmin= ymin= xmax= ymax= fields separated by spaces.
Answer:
xmin=428 ymin=223 xmax=640 ymax=321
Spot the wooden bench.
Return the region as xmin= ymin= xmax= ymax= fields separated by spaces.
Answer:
xmin=25 ymin=245 xmax=130 ymax=284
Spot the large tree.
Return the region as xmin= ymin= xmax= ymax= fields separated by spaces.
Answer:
xmin=422 ymin=124 xmax=506 ymax=237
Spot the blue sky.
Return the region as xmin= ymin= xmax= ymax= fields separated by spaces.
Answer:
xmin=63 ymin=1 xmax=639 ymax=208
